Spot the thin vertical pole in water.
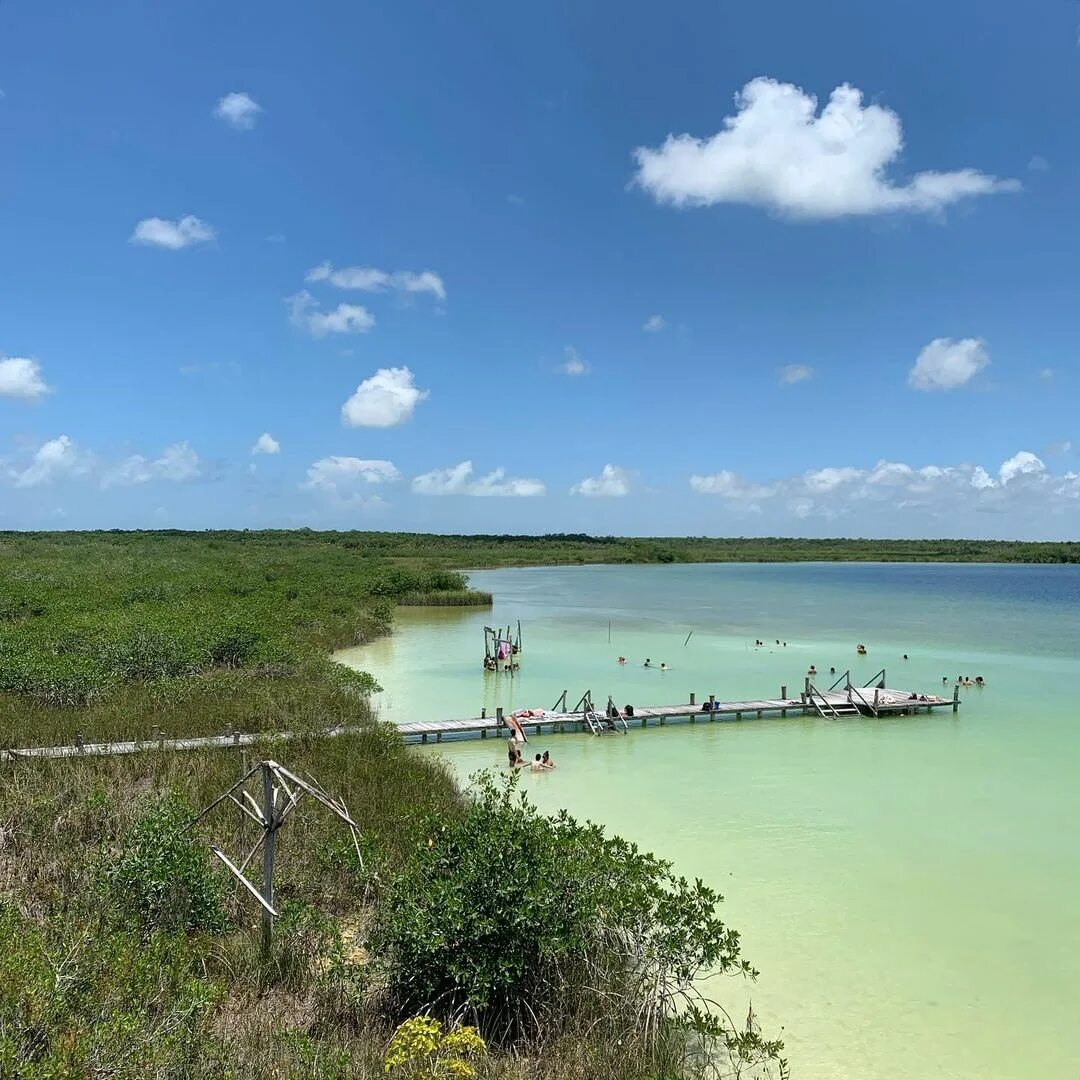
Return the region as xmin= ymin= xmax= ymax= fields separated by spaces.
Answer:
xmin=683 ymin=630 xmax=693 ymax=647
xmin=260 ymin=762 xmax=276 ymax=958
xmin=953 ymin=683 xmax=959 ymax=713
xmin=608 ymin=620 xmax=611 ymax=644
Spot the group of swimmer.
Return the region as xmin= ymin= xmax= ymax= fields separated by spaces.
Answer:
xmin=617 ymin=656 xmax=669 ymax=670
xmin=483 ymin=657 xmax=520 ymax=672
xmin=947 ymin=675 xmax=985 ymax=687
xmin=754 ymin=639 xmax=788 ymax=647
xmin=506 ymin=738 xmax=556 ymax=772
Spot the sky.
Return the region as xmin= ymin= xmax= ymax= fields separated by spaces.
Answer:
xmin=2 ymin=0 xmax=1079 ymax=538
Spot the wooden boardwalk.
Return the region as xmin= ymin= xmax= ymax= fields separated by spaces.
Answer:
xmin=3 ymin=678 xmax=959 ymax=760
xmin=399 ymin=685 xmax=959 ymax=743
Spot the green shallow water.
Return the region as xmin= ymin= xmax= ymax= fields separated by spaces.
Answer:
xmin=336 ymin=563 xmax=1080 ymax=1080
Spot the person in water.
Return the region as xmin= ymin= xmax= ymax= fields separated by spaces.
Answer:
xmin=975 ymin=675 xmax=985 ymax=686
xmin=507 ymin=736 xmax=518 ymax=767
xmin=541 ymin=750 xmax=555 ymax=769
xmin=660 ymin=662 xmax=667 ymax=672
xmin=530 ymin=753 xmax=546 ymax=773
xmin=617 ymin=656 xmax=626 ymax=664
xmin=644 ymin=658 xmax=651 ymax=668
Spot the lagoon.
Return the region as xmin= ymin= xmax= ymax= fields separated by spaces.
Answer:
xmin=337 ymin=562 xmax=1080 ymax=1080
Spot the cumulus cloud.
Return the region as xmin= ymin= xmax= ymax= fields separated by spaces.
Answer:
xmin=252 ymin=432 xmax=280 ymax=455
xmin=412 ymin=461 xmax=545 ymax=497
xmin=306 ymin=262 xmax=446 ymax=303
xmin=288 ymin=290 xmax=375 ymax=337
xmin=643 ymin=315 xmax=666 ymax=332
xmin=303 ymin=456 xmax=399 ymax=504
xmin=633 ymin=77 xmax=1019 ymax=220
xmin=560 ymin=346 xmax=589 ymax=376
xmin=571 ymin=464 xmax=630 ymax=497
xmin=130 ymin=215 xmax=215 ymax=249
xmin=9 ymin=435 xmax=91 ymax=488
xmin=999 ymin=450 xmax=1045 ymax=484
xmin=779 ymin=363 xmax=813 ymax=385
xmin=213 ymin=91 xmax=262 ymax=130
xmin=0 ymin=357 xmax=51 ymax=400
xmin=103 ymin=442 xmax=201 ymax=487
xmin=341 ymin=366 xmax=428 ymax=428
xmin=909 ymin=338 xmax=989 ymax=391
xmin=687 ymin=450 xmax=1076 ymax=523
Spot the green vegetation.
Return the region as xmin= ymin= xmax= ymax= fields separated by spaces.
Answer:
xmin=0 ymin=529 xmax=796 ymax=1077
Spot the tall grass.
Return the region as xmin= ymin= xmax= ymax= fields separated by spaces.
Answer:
xmin=396 ymin=589 xmax=493 ymax=607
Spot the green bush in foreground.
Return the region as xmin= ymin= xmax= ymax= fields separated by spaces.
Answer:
xmin=371 ymin=775 xmax=783 ymax=1075
xmin=99 ymin=792 xmax=229 ymax=935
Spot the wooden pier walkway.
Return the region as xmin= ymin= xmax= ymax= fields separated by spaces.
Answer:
xmin=399 ymin=681 xmax=960 ymax=744
xmin=3 ymin=672 xmax=959 ymax=761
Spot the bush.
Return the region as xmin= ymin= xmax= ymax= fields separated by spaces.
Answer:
xmin=370 ymin=774 xmax=780 ymax=1073
xmin=99 ymin=793 xmax=229 ymax=934
xmin=0 ymin=905 xmax=221 ymax=1078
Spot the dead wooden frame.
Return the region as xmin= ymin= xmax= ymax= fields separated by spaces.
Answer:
xmin=187 ymin=759 xmax=362 ymax=956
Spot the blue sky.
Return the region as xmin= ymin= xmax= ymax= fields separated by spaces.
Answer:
xmin=2 ymin=0 xmax=1078 ymax=537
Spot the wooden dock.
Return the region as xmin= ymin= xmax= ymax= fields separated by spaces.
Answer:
xmin=399 ymin=677 xmax=960 ymax=744
xmin=2 ymin=671 xmax=959 ymax=761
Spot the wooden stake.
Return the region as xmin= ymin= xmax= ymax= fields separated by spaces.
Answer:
xmin=261 ymin=762 xmax=276 ymax=958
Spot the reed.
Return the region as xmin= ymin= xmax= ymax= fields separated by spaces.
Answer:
xmin=396 ymin=589 xmax=493 ymax=607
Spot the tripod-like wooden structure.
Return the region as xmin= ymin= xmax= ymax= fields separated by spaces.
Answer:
xmin=187 ymin=759 xmax=361 ymax=955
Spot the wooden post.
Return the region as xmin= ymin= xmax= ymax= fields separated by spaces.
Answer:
xmin=781 ymin=685 xmax=787 ymax=700
xmin=709 ymin=695 xmax=716 ymax=721
xmin=481 ymin=707 xmax=486 ymax=719
xmin=150 ymin=724 xmax=160 ymax=746
xmin=953 ymin=683 xmax=959 ymax=713
xmin=260 ymin=763 xmax=276 ymax=958
xmin=75 ymin=733 xmax=85 ymax=753
xmin=690 ymin=692 xmax=696 ymax=706
xmin=804 ymin=676 xmax=810 ymax=694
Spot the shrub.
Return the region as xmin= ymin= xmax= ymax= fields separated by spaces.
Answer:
xmin=384 ymin=1016 xmax=486 ymax=1079
xmin=99 ymin=793 xmax=229 ymax=934
xmin=370 ymin=774 xmax=779 ymax=1072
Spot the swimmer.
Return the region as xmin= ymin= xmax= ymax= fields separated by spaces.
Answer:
xmin=617 ymin=656 xmax=626 ymax=665
xmin=644 ymin=658 xmax=652 ymax=668
xmin=541 ymin=750 xmax=556 ymax=769
xmin=903 ymin=654 xmax=909 ymax=660
xmin=660 ymin=662 xmax=667 ymax=672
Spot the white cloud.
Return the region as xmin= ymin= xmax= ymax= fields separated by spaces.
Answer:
xmin=999 ymin=450 xmax=1045 ymax=484
xmin=303 ymin=456 xmax=399 ymax=504
xmin=252 ymin=432 xmax=280 ymax=455
xmin=288 ymin=290 xmax=375 ymax=337
xmin=1027 ymin=155 xmax=1049 ymax=173
xmin=643 ymin=315 xmax=666 ymax=332
xmin=306 ymin=262 xmax=446 ymax=303
xmin=103 ymin=442 xmax=201 ymax=488
xmin=684 ymin=450 xmax=1079 ymax=524
xmin=560 ymin=346 xmax=589 ymax=376
xmin=908 ymin=338 xmax=989 ymax=391
xmin=0 ymin=357 xmax=51 ymax=400
xmin=412 ymin=460 xmax=545 ymax=497
xmin=633 ymin=77 xmax=1019 ymax=220
xmin=131 ymin=215 xmax=215 ymax=250
xmin=10 ymin=435 xmax=91 ymax=488
xmin=1046 ymin=440 xmax=1072 ymax=457
xmin=214 ymin=91 xmax=262 ymax=130
xmin=571 ymin=464 xmax=630 ymax=497
xmin=1040 ymin=367 xmax=1054 ymax=381
xmin=341 ymin=366 xmax=428 ymax=428
xmin=689 ymin=470 xmax=776 ymax=502
xmin=779 ymin=363 xmax=814 ymax=385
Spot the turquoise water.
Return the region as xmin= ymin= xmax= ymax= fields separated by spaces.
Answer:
xmin=337 ymin=563 xmax=1080 ymax=1079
